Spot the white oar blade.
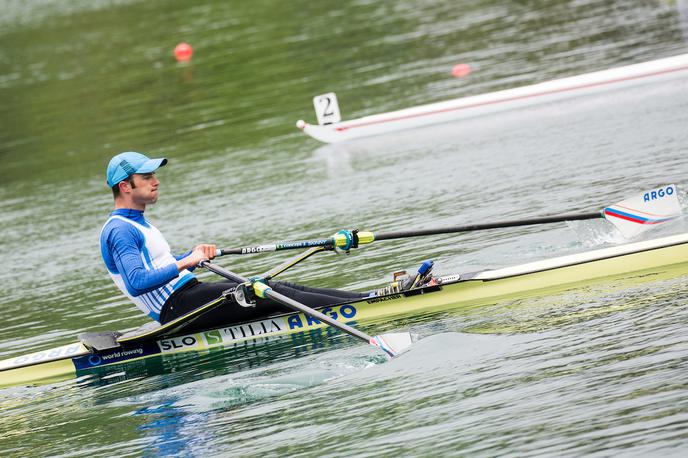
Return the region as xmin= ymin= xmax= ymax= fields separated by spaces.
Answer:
xmin=370 ymin=332 xmax=415 ymax=358
xmin=603 ymin=184 xmax=682 ymax=238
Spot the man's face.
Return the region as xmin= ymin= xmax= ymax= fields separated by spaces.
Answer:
xmin=127 ymin=172 xmax=160 ymax=205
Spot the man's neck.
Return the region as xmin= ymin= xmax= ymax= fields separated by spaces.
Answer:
xmin=115 ymin=198 xmax=145 ymax=211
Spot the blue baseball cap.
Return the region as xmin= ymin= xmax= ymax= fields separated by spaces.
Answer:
xmin=106 ymin=152 xmax=168 ymax=188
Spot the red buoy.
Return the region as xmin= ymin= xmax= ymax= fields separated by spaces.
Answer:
xmin=451 ymin=63 xmax=471 ymax=78
xmin=174 ymin=43 xmax=193 ymax=62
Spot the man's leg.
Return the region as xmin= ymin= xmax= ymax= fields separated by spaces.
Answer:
xmin=161 ymin=280 xmax=368 ymax=330
xmin=268 ymin=280 xmax=369 ymax=303
xmin=161 ymin=280 xmax=290 ymax=328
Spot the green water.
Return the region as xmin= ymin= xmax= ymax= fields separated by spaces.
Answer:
xmin=2 ymin=0 xmax=688 ymax=456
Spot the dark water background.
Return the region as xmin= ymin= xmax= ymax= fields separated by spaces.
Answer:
xmin=1 ymin=0 xmax=688 ymax=456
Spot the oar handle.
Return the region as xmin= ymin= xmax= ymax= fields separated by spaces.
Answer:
xmin=217 ymin=238 xmax=335 ymax=256
xmin=216 ymin=232 xmax=375 ymax=256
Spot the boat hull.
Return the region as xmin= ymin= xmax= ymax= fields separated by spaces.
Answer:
xmin=297 ymin=53 xmax=688 ymax=143
xmin=2 ymin=233 xmax=688 ymax=387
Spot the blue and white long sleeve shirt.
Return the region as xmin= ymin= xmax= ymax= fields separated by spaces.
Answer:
xmin=100 ymin=209 xmax=195 ymax=321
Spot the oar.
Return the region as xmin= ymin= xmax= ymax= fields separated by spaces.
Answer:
xmin=216 ymin=184 xmax=682 ymax=256
xmin=198 ymin=260 xmax=414 ymax=358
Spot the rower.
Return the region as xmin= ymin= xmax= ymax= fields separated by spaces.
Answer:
xmin=100 ymin=151 xmax=377 ymax=332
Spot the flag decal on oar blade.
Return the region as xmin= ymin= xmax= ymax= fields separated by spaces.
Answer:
xmin=602 ymin=184 xmax=682 ymax=238
xmin=370 ymin=332 xmax=415 ymax=358
xmin=603 ymin=207 xmax=677 ymax=225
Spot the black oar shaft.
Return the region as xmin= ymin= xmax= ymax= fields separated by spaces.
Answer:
xmin=217 ymin=211 xmax=603 ymax=255
xmin=199 ymin=261 xmax=373 ymax=344
xmin=374 ymin=212 xmax=602 ymax=240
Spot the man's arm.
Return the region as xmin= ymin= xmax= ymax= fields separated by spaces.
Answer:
xmin=108 ymin=225 xmax=180 ymax=296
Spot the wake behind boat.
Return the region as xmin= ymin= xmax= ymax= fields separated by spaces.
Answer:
xmin=2 ymin=231 xmax=688 ymax=387
xmin=296 ymin=53 xmax=688 ymax=143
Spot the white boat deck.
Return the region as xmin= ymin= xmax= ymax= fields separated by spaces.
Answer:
xmin=471 ymin=232 xmax=688 ymax=281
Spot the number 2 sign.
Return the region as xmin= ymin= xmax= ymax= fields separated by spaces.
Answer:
xmin=313 ymin=92 xmax=341 ymax=125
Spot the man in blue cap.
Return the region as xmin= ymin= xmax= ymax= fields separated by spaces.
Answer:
xmin=100 ymin=151 xmax=372 ymax=330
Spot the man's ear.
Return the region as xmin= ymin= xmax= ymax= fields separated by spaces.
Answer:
xmin=118 ymin=180 xmax=131 ymax=193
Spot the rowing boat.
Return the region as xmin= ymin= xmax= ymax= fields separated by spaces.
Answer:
xmin=3 ymin=231 xmax=688 ymax=388
xmin=296 ymin=53 xmax=688 ymax=143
